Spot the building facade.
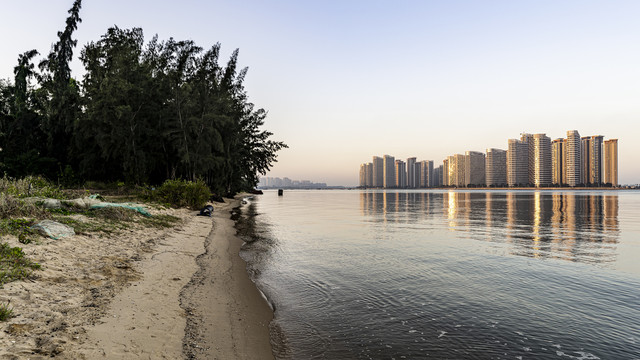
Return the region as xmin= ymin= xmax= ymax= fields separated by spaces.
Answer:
xmin=551 ymin=138 xmax=564 ymax=185
xmin=383 ymin=155 xmax=395 ymax=188
xmin=464 ymin=151 xmax=486 ymax=186
xmin=407 ymin=157 xmax=416 ymax=188
xmin=365 ymin=162 xmax=373 ymax=187
xmin=507 ymin=139 xmax=529 ymax=186
xmin=395 ymin=160 xmax=406 ymax=188
xmin=589 ymin=135 xmax=604 ymax=185
xmin=372 ymin=156 xmax=384 ymax=187
xmin=486 ymin=148 xmax=507 ymax=186
xmin=566 ymin=130 xmax=581 ymax=187
xmin=604 ymin=139 xmax=618 ymax=186
xmin=520 ymin=133 xmax=535 ymax=184
xmin=533 ymin=134 xmax=552 ymax=187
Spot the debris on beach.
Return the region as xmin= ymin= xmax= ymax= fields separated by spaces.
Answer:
xmin=31 ymin=220 xmax=75 ymax=240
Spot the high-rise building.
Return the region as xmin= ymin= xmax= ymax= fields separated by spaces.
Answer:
xmin=383 ymin=155 xmax=395 ymax=188
xmin=533 ymin=134 xmax=552 ymax=187
xmin=447 ymin=155 xmax=457 ymax=186
xmin=551 ymin=138 xmax=564 ymax=185
xmin=604 ymin=139 xmax=618 ymax=186
xmin=407 ymin=157 xmax=416 ymax=188
xmin=520 ymin=133 xmax=535 ymax=184
xmin=421 ymin=160 xmax=434 ymax=187
xmin=359 ymin=163 xmax=366 ymax=187
xmin=486 ymin=148 xmax=507 ymax=186
xmin=395 ymin=160 xmax=406 ymax=188
xmin=465 ymin=151 xmax=486 ymax=186
xmin=590 ymin=135 xmax=604 ymax=185
xmin=566 ymin=130 xmax=581 ymax=187
xmin=507 ymin=139 xmax=529 ymax=186
xmin=562 ymin=138 xmax=568 ymax=185
xmin=372 ymin=156 xmax=384 ymax=188
xmin=581 ymin=137 xmax=591 ymax=185
xmin=365 ymin=163 xmax=373 ymax=187
xmin=433 ymin=165 xmax=442 ymax=187
xmin=442 ymin=158 xmax=449 ymax=186
xmin=453 ymin=154 xmax=466 ymax=187
xmin=414 ymin=161 xmax=423 ymax=188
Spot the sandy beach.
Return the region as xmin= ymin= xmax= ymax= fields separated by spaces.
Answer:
xmin=0 ymin=196 xmax=274 ymax=359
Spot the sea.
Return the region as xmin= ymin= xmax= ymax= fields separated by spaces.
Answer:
xmin=236 ymin=189 xmax=640 ymax=359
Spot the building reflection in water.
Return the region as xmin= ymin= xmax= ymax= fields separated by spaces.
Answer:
xmin=360 ymin=190 xmax=620 ymax=265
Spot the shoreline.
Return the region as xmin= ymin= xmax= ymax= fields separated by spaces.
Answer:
xmin=181 ymin=197 xmax=274 ymax=359
xmin=0 ymin=196 xmax=274 ymax=359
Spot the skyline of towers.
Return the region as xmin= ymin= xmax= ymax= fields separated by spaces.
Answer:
xmin=358 ymin=130 xmax=619 ymax=188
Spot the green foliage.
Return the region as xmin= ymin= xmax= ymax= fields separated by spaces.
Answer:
xmin=0 ymin=1 xmax=285 ymax=194
xmin=0 ymin=243 xmax=41 ymax=286
xmin=151 ymin=179 xmax=211 ymax=209
xmin=0 ymin=175 xmax=65 ymax=199
xmin=0 ymin=302 xmax=13 ymax=321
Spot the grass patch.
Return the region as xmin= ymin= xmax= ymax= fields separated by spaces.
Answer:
xmin=140 ymin=214 xmax=181 ymax=229
xmin=0 ymin=243 xmax=41 ymax=286
xmin=0 ymin=302 xmax=13 ymax=321
xmin=0 ymin=193 xmax=50 ymax=219
xmin=0 ymin=175 xmax=65 ymax=199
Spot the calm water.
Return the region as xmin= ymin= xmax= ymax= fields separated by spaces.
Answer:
xmin=237 ymin=190 xmax=640 ymax=359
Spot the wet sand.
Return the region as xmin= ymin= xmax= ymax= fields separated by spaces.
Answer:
xmin=182 ymin=199 xmax=274 ymax=359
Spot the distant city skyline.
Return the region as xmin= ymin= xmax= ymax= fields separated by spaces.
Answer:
xmin=359 ymin=130 xmax=619 ymax=188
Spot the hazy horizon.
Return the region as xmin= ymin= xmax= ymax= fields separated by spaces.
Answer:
xmin=2 ymin=1 xmax=638 ymax=186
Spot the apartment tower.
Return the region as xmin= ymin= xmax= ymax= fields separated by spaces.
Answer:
xmin=414 ymin=161 xmax=422 ymax=188
xmin=581 ymin=137 xmax=591 ymax=185
xmin=421 ymin=160 xmax=434 ymax=187
xmin=359 ymin=164 xmax=366 ymax=187
xmin=604 ymin=139 xmax=618 ymax=186
xmin=407 ymin=157 xmax=416 ymax=188
xmin=520 ymin=133 xmax=535 ymax=184
xmin=395 ymin=160 xmax=407 ymax=188
xmin=486 ymin=148 xmax=507 ymax=186
xmin=372 ymin=156 xmax=384 ymax=187
xmin=465 ymin=151 xmax=486 ymax=186
xmin=590 ymin=135 xmax=604 ymax=185
xmin=533 ymin=134 xmax=552 ymax=187
xmin=566 ymin=130 xmax=581 ymax=187
xmin=383 ymin=155 xmax=395 ymax=188
xmin=453 ymin=154 xmax=466 ymax=187
xmin=507 ymin=139 xmax=529 ymax=186
xmin=365 ymin=163 xmax=373 ymax=187
xmin=551 ymin=139 xmax=564 ymax=185
xmin=442 ymin=158 xmax=449 ymax=186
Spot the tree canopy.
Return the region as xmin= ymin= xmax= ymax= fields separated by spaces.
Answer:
xmin=0 ymin=0 xmax=286 ymax=195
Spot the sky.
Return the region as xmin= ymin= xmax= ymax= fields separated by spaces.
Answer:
xmin=1 ymin=0 xmax=639 ymax=186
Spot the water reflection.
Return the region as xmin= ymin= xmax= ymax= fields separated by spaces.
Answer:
xmin=360 ymin=190 xmax=620 ymax=265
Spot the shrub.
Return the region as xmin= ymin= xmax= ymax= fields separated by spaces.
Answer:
xmin=0 ymin=175 xmax=65 ymax=199
xmin=0 ymin=302 xmax=12 ymax=321
xmin=0 ymin=243 xmax=41 ymax=286
xmin=152 ymin=179 xmax=211 ymax=209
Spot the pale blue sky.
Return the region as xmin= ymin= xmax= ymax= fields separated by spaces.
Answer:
xmin=2 ymin=1 xmax=639 ymax=185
